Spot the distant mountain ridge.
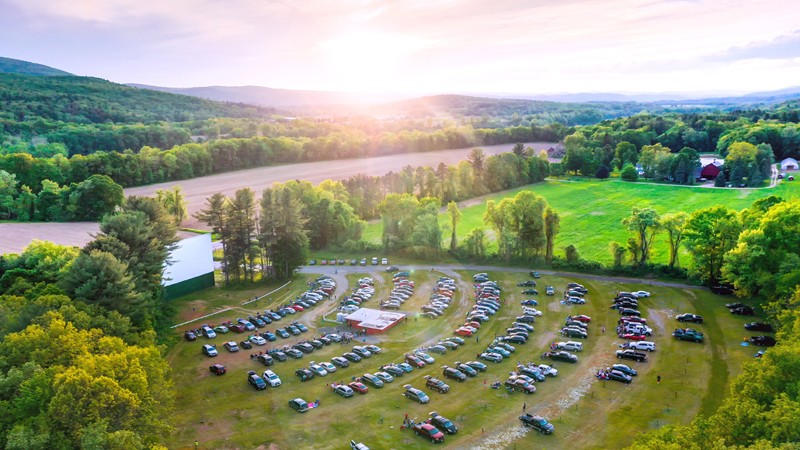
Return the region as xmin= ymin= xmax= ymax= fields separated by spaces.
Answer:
xmin=0 ymin=56 xmax=72 ymax=76
xmin=127 ymin=83 xmax=408 ymax=107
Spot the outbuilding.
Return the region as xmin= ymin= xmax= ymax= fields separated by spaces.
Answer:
xmin=344 ymin=308 xmax=406 ymax=335
xmin=700 ymin=162 xmax=722 ymax=179
xmin=781 ymin=157 xmax=798 ymax=171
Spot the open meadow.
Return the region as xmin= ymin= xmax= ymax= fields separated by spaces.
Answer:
xmin=362 ymin=177 xmax=800 ymax=265
xmin=166 ymin=264 xmax=762 ymax=449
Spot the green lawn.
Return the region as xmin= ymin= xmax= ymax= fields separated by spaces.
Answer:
xmin=165 ymin=267 xmax=758 ymax=449
xmin=363 ymin=178 xmax=800 ymax=264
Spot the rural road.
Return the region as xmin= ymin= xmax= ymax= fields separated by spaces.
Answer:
xmin=125 ymin=141 xmax=556 ymax=229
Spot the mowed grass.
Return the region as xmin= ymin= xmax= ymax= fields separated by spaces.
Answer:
xmin=362 ymin=178 xmax=800 ymax=264
xmin=165 ymin=266 xmax=761 ymax=449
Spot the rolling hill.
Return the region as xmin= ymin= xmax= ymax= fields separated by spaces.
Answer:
xmin=0 ymin=56 xmax=73 ymax=76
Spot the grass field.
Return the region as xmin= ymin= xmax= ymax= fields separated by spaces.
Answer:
xmin=165 ymin=265 xmax=762 ymax=449
xmin=362 ymin=177 xmax=800 ymax=265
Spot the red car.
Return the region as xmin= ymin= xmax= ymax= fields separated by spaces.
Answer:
xmin=622 ymin=333 xmax=647 ymax=341
xmin=348 ymin=381 xmax=369 ymax=394
xmin=465 ymin=321 xmax=481 ymax=329
xmin=226 ymin=322 xmax=246 ymax=333
xmin=405 ymin=354 xmax=426 ymax=368
xmin=291 ymin=304 xmax=305 ymax=312
xmin=413 ymin=423 xmax=445 ymax=443
xmin=454 ymin=327 xmax=474 ymax=337
xmin=571 ymin=315 xmax=592 ymax=323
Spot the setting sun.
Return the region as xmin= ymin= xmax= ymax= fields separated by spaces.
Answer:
xmin=320 ymin=31 xmax=427 ymax=92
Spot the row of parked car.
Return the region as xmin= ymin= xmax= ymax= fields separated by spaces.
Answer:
xmin=340 ymin=277 xmax=375 ymax=314
xmin=200 ymin=320 xmax=312 ymax=357
xmin=380 ymin=272 xmax=416 ymax=310
xmin=309 ymin=257 xmax=389 ymax=266
xmin=419 ymin=276 xmax=456 ymax=319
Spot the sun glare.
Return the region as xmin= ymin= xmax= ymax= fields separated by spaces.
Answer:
xmin=321 ymin=31 xmax=424 ymax=93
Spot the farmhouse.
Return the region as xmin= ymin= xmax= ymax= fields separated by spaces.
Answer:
xmin=344 ymin=308 xmax=406 ymax=334
xmin=781 ymin=157 xmax=798 ymax=171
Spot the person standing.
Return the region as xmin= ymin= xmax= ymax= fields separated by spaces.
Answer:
xmin=523 ymin=403 xmax=527 ymax=411
xmin=657 ymin=374 xmax=662 ymax=384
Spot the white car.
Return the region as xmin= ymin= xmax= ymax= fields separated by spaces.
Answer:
xmin=381 ymin=258 xmax=389 ymax=265
xmin=309 ymin=363 xmax=328 ymax=377
xmin=632 ymin=290 xmax=651 ymax=298
xmin=249 ymin=335 xmax=267 ymax=346
xmin=263 ymin=370 xmax=282 ymax=387
xmin=566 ymin=296 xmax=586 ymax=304
xmin=320 ymin=361 xmax=337 ymax=373
xmin=537 ymin=364 xmax=558 ymax=377
xmin=556 ymin=341 xmax=584 ymax=352
xmin=341 ymin=305 xmax=359 ymax=314
xmin=523 ymin=307 xmax=543 ymax=317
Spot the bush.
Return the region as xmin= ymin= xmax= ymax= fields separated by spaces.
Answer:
xmin=595 ymin=165 xmax=610 ymax=180
xmin=620 ymin=164 xmax=638 ymax=182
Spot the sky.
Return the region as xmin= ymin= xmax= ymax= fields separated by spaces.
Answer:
xmin=1 ymin=0 xmax=800 ymax=95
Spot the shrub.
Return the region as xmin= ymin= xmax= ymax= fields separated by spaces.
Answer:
xmin=620 ymin=164 xmax=638 ymax=182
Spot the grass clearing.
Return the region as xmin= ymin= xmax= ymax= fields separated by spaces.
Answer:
xmin=362 ymin=178 xmax=800 ymax=264
xmin=166 ymin=265 xmax=759 ymax=449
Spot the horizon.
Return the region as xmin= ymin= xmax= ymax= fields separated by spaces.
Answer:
xmin=1 ymin=0 xmax=800 ymax=96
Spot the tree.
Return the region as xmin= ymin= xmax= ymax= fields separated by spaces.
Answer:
xmin=411 ymin=200 xmax=442 ymax=259
xmin=67 ymin=175 xmax=123 ymax=221
xmin=259 ymin=186 xmax=309 ymax=280
xmin=638 ymin=144 xmax=671 ymax=179
xmin=544 ymin=207 xmax=560 ymax=262
xmin=461 ymin=228 xmax=486 ymax=260
xmin=723 ymin=199 xmax=800 ymax=299
xmin=683 ymin=205 xmax=742 ymax=283
xmin=194 ymin=193 xmax=230 ymax=282
xmin=0 ymin=170 xmax=19 ymax=219
xmin=378 ymin=193 xmax=419 ymax=252
xmin=622 ymin=207 xmax=661 ymax=266
xmin=620 ymin=164 xmax=638 ymax=182
xmin=614 ymin=141 xmax=638 ymax=170
xmin=714 ymin=171 xmax=727 ymax=187
xmin=609 ymin=241 xmax=626 ymax=267
xmin=563 ymin=133 xmax=588 ymax=174
xmin=595 ymin=165 xmax=610 ymax=180
xmin=155 ymin=185 xmax=187 ymax=226
xmin=59 ymin=250 xmax=141 ymax=318
xmin=672 ymin=147 xmax=701 ymax=185
xmin=446 ymin=201 xmax=462 ymax=252
xmin=564 ymin=244 xmax=580 ymax=262
xmin=225 ymin=188 xmax=257 ymax=281
xmin=661 ymin=212 xmax=688 ymax=268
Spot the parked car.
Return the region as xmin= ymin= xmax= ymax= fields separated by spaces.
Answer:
xmin=415 ymin=352 xmax=436 ymax=364
xmin=522 ymin=289 xmax=539 ymax=295
xmin=331 ymin=356 xmax=350 ymax=368
xmin=201 ymin=344 xmax=218 ymax=357
xmin=607 ymin=369 xmax=632 ymax=384
xmin=424 ymin=375 xmax=450 ymax=393
xmin=730 ymin=306 xmax=755 ymax=316
xmin=405 ymin=354 xmax=426 ymax=368
xmin=331 ymin=383 xmax=355 ymax=398
xmin=288 ymin=398 xmax=309 ymax=413
xmin=375 ymin=371 xmax=394 ymax=383
xmin=611 ymin=364 xmax=637 ymax=377
xmin=404 ymin=384 xmax=430 ymax=404
xmin=349 ymin=381 xmax=369 ymax=394
xmin=480 ymin=352 xmax=503 ymax=363
xmin=519 ymin=414 xmax=554 ymax=434
xmin=442 ymin=366 xmax=467 ymax=382
xmin=672 ymin=328 xmax=704 ymax=343
xmin=616 ymin=349 xmax=647 ymax=362
xmin=547 ymin=351 xmax=578 ymax=363
xmin=556 ymin=341 xmax=583 ymax=352
xmin=248 ymin=370 xmax=267 ymax=390
xmin=256 ymin=354 xmax=274 ymax=366
xmin=429 ymin=412 xmax=458 ymax=434
xmin=263 ymin=369 xmax=281 ymax=386
xmin=676 ymin=313 xmax=704 ymax=323
xmin=359 ymin=373 xmax=384 ymax=388
xmin=518 ymin=280 xmax=537 ymax=287
xmin=184 ymin=330 xmax=197 ymax=341
xmin=537 ymin=364 xmax=558 ymax=377
xmin=412 ymin=423 xmax=444 ymax=443
xmin=749 ymin=335 xmax=777 ymax=347
xmin=285 ymin=349 xmax=303 ymax=359
xmin=632 ymin=290 xmax=651 ymax=298
xmin=545 ymin=286 xmax=555 ymax=296
xmin=745 ymin=322 xmax=774 ymax=332
xmin=710 ymin=284 xmax=734 ymax=295
xmin=209 ymin=363 xmax=226 ymax=375
xmin=295 ymin=368 xmax=314 ymax=381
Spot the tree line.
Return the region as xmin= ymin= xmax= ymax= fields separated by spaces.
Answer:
xmin=0 ymin=197 xmax=178 ymax=449
xmin=622 ymin=196 xmax=800 ymax=449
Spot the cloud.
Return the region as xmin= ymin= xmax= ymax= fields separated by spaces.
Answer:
xmin=711 ymin=30 xmax=800 ymax=61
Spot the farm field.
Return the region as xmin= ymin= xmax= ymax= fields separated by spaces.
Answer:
xmin=362 ymin=177 xmax=800 ymax=265
xmin=166 ymin=264 xmax=761 ymax=449
xmin=125 ymin=141 xmax=555 ymax=229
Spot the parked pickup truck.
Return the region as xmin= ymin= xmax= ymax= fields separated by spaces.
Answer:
xmin=673 ymin=328 xmax=704 ymax=343
xmin=616 ymin=349 xmax=647 ymax=362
